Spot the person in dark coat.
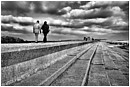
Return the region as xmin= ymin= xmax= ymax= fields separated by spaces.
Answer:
xmin=41 ymin=21 xmax=50 ymax=42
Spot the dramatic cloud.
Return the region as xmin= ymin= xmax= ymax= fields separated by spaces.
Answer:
xmin=32 ymin=1 xmax=63 ymax=15
xmin=2 ymin=1 xmax=66 ymax=16
xmin=30 ymin=1 xmax=80 ymax=15
xmin=74 ymin=18 xmax=108 ymax=27
xmin=13 ymin=16 xmax=34 ymax=26
xmin=43 ymin=15 xmax=128 ymax=34
xmin=63 ymin=6 xmax=126 ymax=19
xmin=81 ymin=26 xmax=124 ymax=34
xmin=110 ymin=6 xmax=126 ymax=17
xmin=99 ymin=16 xmax=128 ymax=31
xmin=1 ymin=23 xmax=31 ymax=34
xmin=49 ymin=19 xmax=84 ymax=28
xmin=58 ymin=6 xmax=72 ymax=15
xmin=80 ymin=1 xmax=128 ymax=10
xmin=41 ymin=17 xmax=83 ymax=28
xmin=83 ymin=16 xmax=128 ymax=28
xmin=1 ymin=14 xmax=128 ymax=37
xmin=1 ymin=1 xmax=88 ymax=16
xmin=49 ymin=16 xmax=128 ymax=31
xmin=63 ymin=8 xmax=112 ymax=19
xmin=1 ymin=1 xmax=32 ymax=16
xmin=1 ymin=15 xmax=34 ymax=26
xmin=51 ymin=28 xmax=89 ymax=36
xmin=108 ymin=17 xmax=128 ymax=27
xmin=1 ymin=15 xmax=12 ymax=23
xmin=79 ymin=1 xmax=129 ymax=23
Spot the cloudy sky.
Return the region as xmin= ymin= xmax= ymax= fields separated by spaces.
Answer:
xmin=1 ymin=1 xmax=129 ymax=41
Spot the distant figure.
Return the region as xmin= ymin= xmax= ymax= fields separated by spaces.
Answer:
xmin=84 ymin=37 xmax=86 ymax=41
xmin=92 ymin=38 xmax=94 ymax=41
xmin=41 ymin=21 xmax=50 ymax=42
xmin=33 ymin=20 xmax=41 ymax=43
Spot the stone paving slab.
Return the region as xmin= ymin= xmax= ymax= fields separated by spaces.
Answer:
xmin=88 ymin=44 xmax=110 ymax=86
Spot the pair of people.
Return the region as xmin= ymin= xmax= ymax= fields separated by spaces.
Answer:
xmin=33 ymin=20 xmax=50 ymax=43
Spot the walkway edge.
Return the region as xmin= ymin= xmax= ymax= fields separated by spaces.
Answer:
xmin=38 ymin=44 xmax=93 ymax=86
xmin=81 ymin=44 xmax=98 ymax=86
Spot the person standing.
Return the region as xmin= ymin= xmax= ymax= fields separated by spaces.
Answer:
xmin=33 ymin=20 xmax=41 ymax=43
xmin=41 ymin=21 xmax=50 ymax=42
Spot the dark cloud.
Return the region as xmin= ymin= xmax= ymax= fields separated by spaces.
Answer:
xmin=120 ymin=2 xmax=129 ymax=22
xmin=63 ymin=8 xmax=114 ymax=19
xmin=1 ymin=24 xmax=31 ymax=34
xmin=79 ymin=1 xmax=129 ymax=23
xmin=1 ymin=1 xmax=90 ymax=16
xmin=62 ymin=1 xmax=128 ymax=22
xmin=82 ymin=16 xmax=128 ymax=31
xmin=65 ymin=1 xmax=86 ymax=9
xmin=86 ymin=9 xmax=113 ymax=19
xmin=1 ymin=1 xmax=31 ymax=16
xmin=31 ymin=1 xmax=70 ymax=15
xmin=18 ymin=22 xmax=34 ymax=26
xmin=48 ymin=15 xmax=128 ymax=31
xmin=1 ymin=1 xmax=67 ymax=16
xmin=121 ymin=2 xmax=129 ymax=14
xmin=50 ymin=22 xmax=84 ymax=28
xmin=48 ymin=18 xmax=85 ymax=29
xmin=1 ymin=1 xmax=128 ymax=20
xmin=32 ymin=1 xmax=87 ymax=15
xmin=80 ymin=1 xmax=128 ymax=10
xmin=1 ymin=15 xmax=34 ymax=26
